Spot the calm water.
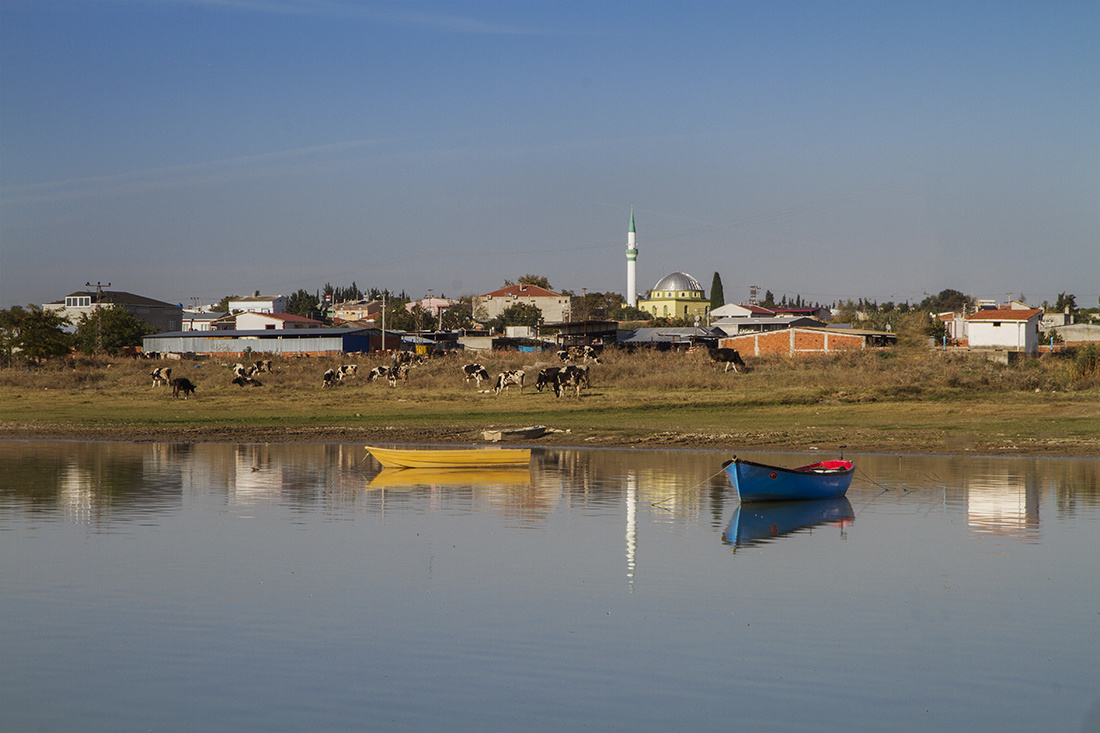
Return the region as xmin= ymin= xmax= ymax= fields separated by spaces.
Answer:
xmin=2 ymin=441 xmax=1099 ymax=732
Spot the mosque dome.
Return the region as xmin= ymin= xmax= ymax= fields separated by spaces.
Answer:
xmin=651 ymin=272 xmax=703 ymax=293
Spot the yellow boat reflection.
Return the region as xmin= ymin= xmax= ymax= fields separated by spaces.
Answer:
xmin=368 ymin=467 xmax=532 ymax=489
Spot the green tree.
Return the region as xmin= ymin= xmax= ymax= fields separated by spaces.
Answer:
xmin=286 ymin=289 xmax=321 ymax=318
xmin=72 ymin=305 xmax=155 ymax=356
xmin=571 ymin=291 xmax=625 ymax=321
xmin=1054 ymin=292 xmax=1077 ymax=315
xmin=919 ymin=289 xmax=973 ymax=314
xmin=504 ymin=274 xmax=552 ymax=290
xmin=487 ymin=302 xmax=543 ymax=332
xmin=761 ymin=290 xmax=775 ymax=308
xmin=440 ymin=303 xmax=475 ymax=331
xmin=611 ymin=304 xmax=653 ymax=322
xmin=709 ymin=272 xmax=725 ymax=311
xmin=0 ymin=305 xmax=72 ymax=364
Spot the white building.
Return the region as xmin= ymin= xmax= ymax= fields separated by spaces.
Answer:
xmin=227 ymin=294 xmax=286 ymax=314
xmin=44 ymin=289 xmax=182 ymax=333
xmin=965 ymin=308 xmax=1042 ymax=354
xmin=235 ymin=312 xmax=322 ymax=330
xmin=473 ymin=284 xmax=571 ymax=324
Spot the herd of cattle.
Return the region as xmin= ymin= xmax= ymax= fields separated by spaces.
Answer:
xmin=147 ymin=345 xmax=743 ymax=399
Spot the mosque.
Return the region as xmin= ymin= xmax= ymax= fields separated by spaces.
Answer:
xmin=626 ymin=208 xmax=710 ymax=321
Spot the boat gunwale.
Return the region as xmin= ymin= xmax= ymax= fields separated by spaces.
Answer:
xmin=366 ymin=445 xmax=532 ymax=469
xmin=733 ymin=457 xmax=854 ymax=477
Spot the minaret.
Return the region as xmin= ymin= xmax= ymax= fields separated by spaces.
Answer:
xmin=626 ymin=206 xmax=638 ymax=308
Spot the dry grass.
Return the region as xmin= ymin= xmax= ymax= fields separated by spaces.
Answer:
xmin=1 ymin=345 xmax=1098 ymax=455
xmin=2 ymin=345 xmax=1097 ymax=398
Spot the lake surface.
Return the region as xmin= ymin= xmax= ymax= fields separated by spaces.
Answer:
xmin=2 ymin=441 xmax=1099 ymax=732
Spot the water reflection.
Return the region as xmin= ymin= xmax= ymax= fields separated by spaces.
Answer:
xmin=3 ymin=441 xmax=1100 ymax=733
xmin=722 ymin=497 xmax=854 ymax=549
xmin=2 ymin=442 xmax=1098 ymax=533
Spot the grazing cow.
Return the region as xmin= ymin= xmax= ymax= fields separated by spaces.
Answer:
xmin=707 ymin=347 xmax=746 ymax=373
xmin=150 ymin=366 xmax=172 ymax=387
xmin=387 ymin=363 xmax=409 ymax=387
xmin=232 ymin=362 xmax=250 ymax=379
xmin=493 ymin=369 xmax=526 ymax=395
xmin=535 ymin=367 xmax=561 ymax=392
xmin=232 ymin=375 xmax=263 ymax=387
xmin=461 ymin=363 xmax=490 ymax=387
xmin=253 ymin=359 xmax=273 ymax=374
xmin=337 ymin=364 xmax=358 ymax=381
xmin=367 ymin=365 xmax=391 ymax=382
xmin=561 ymin=345 xmax=602 ymax=364
xmin=554 ymin=364 xmax=589 ymax=397
xmin=322 ymin=369 xmax=338 ymax=388
xmin=169 ymin=377 xmax=196 ymax=399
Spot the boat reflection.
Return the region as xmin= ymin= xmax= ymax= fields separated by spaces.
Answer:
xmin=368 ymin=467 xmax=532 ymax=489
xmin=723 ymin=497 xmax=854 ymax=549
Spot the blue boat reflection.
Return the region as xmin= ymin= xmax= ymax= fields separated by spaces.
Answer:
xmin=723 ymin=497 xmax=854 ymax=549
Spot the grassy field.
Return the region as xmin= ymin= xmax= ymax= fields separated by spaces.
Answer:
xmin=1 ymin=346 xmax=1098 ymax=455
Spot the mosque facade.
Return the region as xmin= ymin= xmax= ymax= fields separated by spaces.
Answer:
xmin=637 ymin=272 xmax=710 ymax=321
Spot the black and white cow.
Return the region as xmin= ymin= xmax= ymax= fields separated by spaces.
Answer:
xmin=150 ymin=366 xmax=172 ymax=387
xmin=535 ymin=367 xmax=561 ymax=392
xmin=367 ymin=365 xmax=391 ymax=382
xmin=559 ymin=345 xmax=601 ymax=364
xmin=554 ymin=364 xmax=589 ymax=397
xmin=461 ymin=363 xmax=490 ymax=388
xmin=337 ymin=364 xmax=358 ymax=381
xmin=494 ymin=369 xmax=525 ymax=395
xmin=169 ymin=377 xmax=196 ymax=399
xmin=232 ymin=375 xmax=263 ymax=387
xmin=322 ymin=369 xmax=338 ymax=388
xmin=387 ymin=364 xmax=409 ymax=387
xmin=707 ymin=347 xmax=745 ymax=373
xmin=253 ymin=359 xmax=273 ymax=374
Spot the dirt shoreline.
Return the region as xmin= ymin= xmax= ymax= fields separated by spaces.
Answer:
xmin=3 ymin=422 xmax=1096 ymax=458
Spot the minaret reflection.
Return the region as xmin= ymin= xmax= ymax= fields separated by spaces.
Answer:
xmin=626 ymin=471 xmax=637 ymax=593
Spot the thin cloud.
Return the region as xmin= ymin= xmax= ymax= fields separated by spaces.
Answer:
xmin=0 ymin=138 xmax=393 ymax=205
xmin=120 ymin=0 xmax=553 ymax=35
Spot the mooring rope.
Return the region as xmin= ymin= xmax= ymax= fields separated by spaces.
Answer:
xmin=650 ymin=465 xmax=730 ymax=509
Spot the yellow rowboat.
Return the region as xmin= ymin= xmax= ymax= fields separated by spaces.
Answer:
xmin=368 ymin=467 xmax=531 ymax=489
xmin=365 ymin=445 xmax=531 ymax=469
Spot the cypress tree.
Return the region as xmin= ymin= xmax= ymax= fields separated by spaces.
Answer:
xmin=710 ymin=272 xmax=725 ymax=311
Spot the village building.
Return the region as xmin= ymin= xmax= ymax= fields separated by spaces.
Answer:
xmin=965 ymin=308 xmax=1042 ymax=354
xmin=720 ymin=326 xmax=896 ymax=357
xmin=144 ymin=327 xmax=395 ymax=358
xmin=709 ymin=303 xmax=776 ymax=319
xmin=473 ymin=284 xmax=571 ymax=324
xmin=235 ymin=312 xmax=323 ymax=331
xmin=227 ymin=293 xmax=286 ymax=314
xmin=329 ymin=300 xmax=383 ymax=324
xmin=182 ymin=311 xmax=227 ymax=332
xmin=712 ymin=315 xmax=827 ymax=336
xmin=43 ymin=289 xmax=182 ymax=333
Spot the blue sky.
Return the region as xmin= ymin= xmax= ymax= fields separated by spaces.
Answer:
xmin=2 ymin=0 xmax=1097 ymax=311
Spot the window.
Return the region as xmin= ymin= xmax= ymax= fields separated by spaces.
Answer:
xmin=993 ymin=322 xmax=1001 ymax=327
xmin=265 ymin=324 xmax=276 ymax=330
xmin=66 ymin=296 xmax=91 ymax=307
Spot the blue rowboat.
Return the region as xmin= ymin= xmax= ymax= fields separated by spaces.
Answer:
xmin=723 ymin=457 xmax=854 ymax=502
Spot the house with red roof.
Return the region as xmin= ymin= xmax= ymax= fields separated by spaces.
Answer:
xmin=965 ymin=308 xmax=1042 ymax=354
xmin=235 ymin=311 xmax=324 ymax=331
xmin=473 ymin=284 xmax=571 ymax=324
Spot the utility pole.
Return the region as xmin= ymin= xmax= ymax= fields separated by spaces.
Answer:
xmin=86 ymin=281 xmax=110 ymax=355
